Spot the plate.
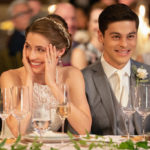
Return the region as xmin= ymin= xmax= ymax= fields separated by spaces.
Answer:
xmin=23 ymin=131 xmax=78 ymax=143
xmin=80 ymin=135 xmax=149 ymax=143
xmin=80 ymin=135 xmax=127 ymax=143
xmin=104 ymin=135 xmax=127 ymax=143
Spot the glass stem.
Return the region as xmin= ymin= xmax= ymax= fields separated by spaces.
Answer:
xmin=18 ymin=119 xmax=21 ymax=137
xmin=1 ymin=119 xmax=5 ymax=139
xmin=124 ymin=116 xmax=129 ymax=139
xmin=62 ymin=118 xmax=65 ymax=133
xmin=127 ymin=117 xmax=130 ymax=140
xmin=142 ymin=116 xmax=146 ymax=140
xmin=61 ymin=118 xmax=65 ymax=144
xmin=39 ymin=130 xmax=42 ymax=143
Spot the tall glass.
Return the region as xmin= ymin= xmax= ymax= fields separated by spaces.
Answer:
xmin=0 ymin=88 xmax=12 ymax=138
xmin=121 ymin=89 xmax=135 ymax=140
xmin=134 ymin=84 xmax=150 ymax=139
xmin=32 ymin=84 xmax=51 ymax=142
xmin=11 ymin=86 xmax=30 ymax=136
xmin=32 ymin=99 xmax=51 ymax=142
xmin=56 ymin=84 xmax=71 ymax=135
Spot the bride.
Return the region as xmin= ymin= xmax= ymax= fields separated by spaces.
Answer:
xmin=0 ymin=14 xmax=92 ymax=137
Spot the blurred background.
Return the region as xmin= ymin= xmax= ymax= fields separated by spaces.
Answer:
xmin=0 ymin=0 xmax=150 ymax=74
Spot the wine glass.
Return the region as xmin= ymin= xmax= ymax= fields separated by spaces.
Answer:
xmin=121 ymin=89 xmax=135 ymax=140
xmin=32 ymin=98 xmax=51 ymax=142
xmin=56 ymin=84 xmax=71 ymax=136
xmin=134 ymin=84 xmax=150 ymax=140
xmin=0 ymin=88 xmax=12 ymax=139
xmin=11 ymin=86 xmax=30 ymax=137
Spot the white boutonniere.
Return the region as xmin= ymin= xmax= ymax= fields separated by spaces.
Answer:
xmin=132 ymin=65 xmax=149 ymax=85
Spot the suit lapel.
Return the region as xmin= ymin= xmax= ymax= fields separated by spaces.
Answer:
xmin=130 ymin=60 xmax=136 ymax=87
xmin=92 ymin=61 xmax=117 ymax=134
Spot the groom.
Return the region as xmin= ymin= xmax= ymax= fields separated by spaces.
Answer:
xmin=82 ymin=4 xmax=150 ymax=135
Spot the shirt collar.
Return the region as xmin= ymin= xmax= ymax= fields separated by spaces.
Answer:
xmin=101 ymin=54 xmax=131 ymax=78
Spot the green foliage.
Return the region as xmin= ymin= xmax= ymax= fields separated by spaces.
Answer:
xmin=136 ymin=141 xmax=150 ymax=149
xmin=67 ymin=131 xmax=150 ymax=150
xmin=29 ymin=137 xmax=43 ymax=150
xmin=67 ymin=131 xmax=74 ymax=139
xmin=0 ymin=135 xmax=42 ymax=150
xmin=117 ymin=140 xmax=135 ymax=149
xmin=11 ymin=135 xmax=27 ymax=150
xmin=85 ymin=130 xmax=90 ymax=139
xmin=50 ymin=148 xmax=58 ymax=150
xmin=0 ymin=139 xmax=7 ymax=148
xmin=0 ymin=132 xmax=150 ymax=150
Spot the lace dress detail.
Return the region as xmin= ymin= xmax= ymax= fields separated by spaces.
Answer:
xmin=33 ymin=83 xmax=62 ymax=131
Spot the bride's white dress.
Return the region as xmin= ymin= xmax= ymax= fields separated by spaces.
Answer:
xmin=5 ymin=83 xmax=62 ymax=137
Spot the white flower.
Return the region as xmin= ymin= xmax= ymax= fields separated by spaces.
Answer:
xmin=136 ymin=68 xmax=148 ymax=79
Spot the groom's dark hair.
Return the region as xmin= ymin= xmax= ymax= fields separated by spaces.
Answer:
xmin=98 ymin=3 xmax=139 ymax=35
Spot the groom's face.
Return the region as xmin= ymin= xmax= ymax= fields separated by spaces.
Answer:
xmin=99 ymin=20 xmax=137 ymax=69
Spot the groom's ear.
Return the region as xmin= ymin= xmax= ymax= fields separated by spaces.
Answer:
xmin=98 ymin=30 xmax=104 ymax=44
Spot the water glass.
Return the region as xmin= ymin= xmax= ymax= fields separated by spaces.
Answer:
xmin=32 ymin=97 xmax=51 ymax=142
xmin=134 ymin=84 xmax=150 ymax=139
xmin=11 ymin=86 xmax=30 ymax=136
xmin=56 ymin=84 xmax=71 ymax=134
xmin=0 ymin=88 xmax=12 ymax=138
xmin=121 ymin=93 xmax=135 ymax=140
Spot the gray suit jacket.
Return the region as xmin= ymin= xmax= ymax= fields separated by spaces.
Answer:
xmin=82 ymin=59 xmax=150 ymax=135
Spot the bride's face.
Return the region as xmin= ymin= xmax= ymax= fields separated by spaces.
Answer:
xmin=24 ymin=32 xmax=49 ymax=74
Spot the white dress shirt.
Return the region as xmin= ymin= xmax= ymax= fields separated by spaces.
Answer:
xmin=101 ymin=55 xmax=131 ymax=107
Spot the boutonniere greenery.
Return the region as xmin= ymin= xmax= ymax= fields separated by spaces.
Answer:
xmin=132 ymin=65 xmax=149 ymax=85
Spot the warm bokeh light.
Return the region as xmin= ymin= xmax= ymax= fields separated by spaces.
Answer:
xmin=48 ymin=4 xmax=56 ymax=14
xmin=0 ymin=20 xmax=14 ymax=31
xmin=138 ymin=4 xmax=150 ymax=39
xmin=139 ymin=5 xmax=145 ymax=17
xmin=136 ymin=4 xmax=150 ymax=56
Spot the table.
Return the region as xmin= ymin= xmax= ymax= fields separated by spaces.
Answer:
xmin=2 ymin=134 xmax=150 ymax=150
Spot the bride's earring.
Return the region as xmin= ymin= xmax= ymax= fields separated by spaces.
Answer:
xmin=57 ymin=55 xmax=63 ymax=66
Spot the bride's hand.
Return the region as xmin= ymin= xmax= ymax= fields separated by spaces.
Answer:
xmin=45 ymin=44 xmax=58 ymax=87
xmin=22 ymin=46 xmax=34 ymax=83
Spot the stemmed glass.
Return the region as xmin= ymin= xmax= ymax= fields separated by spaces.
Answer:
xmin=0 ymin=88 xmax=12 ymax=139
xmin=11 ymin=86 xmax=30 ymax=136
xmin=56 ymin=84 xmax=71 ymax=135
xmin=32 ymin=96 xmax=51 ymax=142
xmin=121 ymin=91 xmax=135 ymax=140
xmin=134 ymin=84 xmax=150 ymax=140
